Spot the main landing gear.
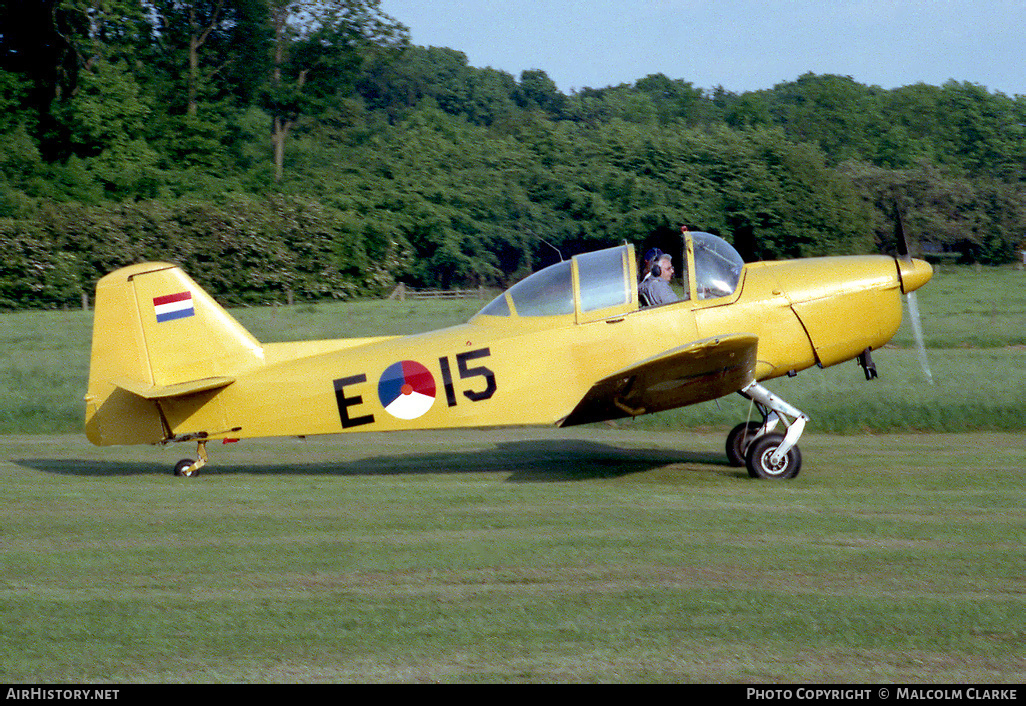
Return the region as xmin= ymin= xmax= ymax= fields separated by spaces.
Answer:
xmin=725 ymin=382 xmax=808 ymax=480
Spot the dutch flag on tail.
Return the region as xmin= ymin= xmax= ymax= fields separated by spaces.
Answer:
xmin=153 ymin=291 xmax=195 ymax=323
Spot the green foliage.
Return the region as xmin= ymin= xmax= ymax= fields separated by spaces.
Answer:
xmin=1 ymin=2 xmax=1025 ymax=307
xmin=0 ymin=195 xmax=397 ymax=309
xmin=62 ymin=61 xmax=163 ymax=200
xmin=841 ymin=160 xmax=1026 ymax=263
xmin=768 ymin=73 xmax=882 ymax=165
xmin=0 ymin=220 xmax=80 ymax=308
xmin=0 ymin=68 xmax=33 ymax=133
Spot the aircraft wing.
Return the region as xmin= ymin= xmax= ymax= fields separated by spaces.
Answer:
xmin=559 ymin=333 xmax=758 ymax=427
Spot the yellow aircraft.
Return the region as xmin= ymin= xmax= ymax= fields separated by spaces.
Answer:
xmin=84 ymin=228 xmax=932 ymax=480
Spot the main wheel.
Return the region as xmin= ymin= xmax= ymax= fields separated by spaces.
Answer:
xmin=726 ymin=421 xmax=763 ymax=466
xmin=173 ymin=458 xmax=199 ymax=477
xmin=745 ymin=433 xmax=801 ymax=480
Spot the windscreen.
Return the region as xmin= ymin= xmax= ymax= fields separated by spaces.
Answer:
xmin=692 ymin=232 xmax=744 ymax=300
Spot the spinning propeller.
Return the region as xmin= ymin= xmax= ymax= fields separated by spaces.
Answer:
xmin=894 ymin=207 xmax=934 ymax=385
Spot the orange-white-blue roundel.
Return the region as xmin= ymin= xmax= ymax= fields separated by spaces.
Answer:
xmin=378 ymin=361 xmax=436 ymax=419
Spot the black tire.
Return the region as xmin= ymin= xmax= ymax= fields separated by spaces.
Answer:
xmin=173 ymin=458 xmax=197 ymax=477
xmin=745 ymin=433 xmax=801 ymax=480
xmin=726 ymin=421 xmax=763 ymax=466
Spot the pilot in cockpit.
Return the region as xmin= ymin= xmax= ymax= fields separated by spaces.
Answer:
xmin=638 ymin=253 xmax=680 ymax=307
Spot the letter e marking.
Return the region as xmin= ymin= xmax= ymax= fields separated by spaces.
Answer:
xmin=334 ymin=374 xmax=375 ymax=428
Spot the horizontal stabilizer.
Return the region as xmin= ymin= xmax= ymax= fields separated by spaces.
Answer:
xmin=113 ymin=375 xmax=235 ymax=400
xmin=560 ymin=333 xmax=758 ymax=427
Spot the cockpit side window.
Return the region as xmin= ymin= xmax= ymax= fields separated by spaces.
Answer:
xmin=474 ymin=245 xmax=635 ymax=321
xmin=507 ymin=260 xmax=574 ymax=316
xmin=692 ymin=232 xmax=744 ymax=300
xmin=576 ymin=247 xmax=630 ymax=312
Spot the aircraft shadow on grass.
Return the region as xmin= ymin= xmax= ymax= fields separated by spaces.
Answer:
xmin=18 ymin=438 xmax=741 ymax=482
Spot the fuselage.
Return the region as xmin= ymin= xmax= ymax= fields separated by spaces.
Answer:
xmin=140 ymin=257 xmax=916 ymax=441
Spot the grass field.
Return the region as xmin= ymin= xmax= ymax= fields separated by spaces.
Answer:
xmin=1 ymin=264 xmax=1024 ymax=682
xmin=2 ymin=429 xmax=1024 ymax=683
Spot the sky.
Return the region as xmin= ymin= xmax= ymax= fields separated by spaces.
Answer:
xmin=378 ymin=0 xmax=1026 ymax=96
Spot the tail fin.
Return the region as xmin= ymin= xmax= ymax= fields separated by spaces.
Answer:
xmin=85 ymin=262 xmax=263 ymax=445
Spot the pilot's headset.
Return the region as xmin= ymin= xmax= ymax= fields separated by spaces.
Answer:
xmin=650 ymin=253 xmax=667 ymax=278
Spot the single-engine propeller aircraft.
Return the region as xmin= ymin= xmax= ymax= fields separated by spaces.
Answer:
xmin=85 ymin=227 xmax=932 ymax=479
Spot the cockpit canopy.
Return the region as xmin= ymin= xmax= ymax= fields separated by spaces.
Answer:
xmin=475 ymin=233 xmax=745 ymax=321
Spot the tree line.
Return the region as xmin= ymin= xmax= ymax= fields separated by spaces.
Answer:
xmin=2 ymin=1 xmax=1024 ymax=309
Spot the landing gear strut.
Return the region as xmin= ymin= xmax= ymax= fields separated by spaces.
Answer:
xmin=726 ymin=382 xmax=809 ymax=480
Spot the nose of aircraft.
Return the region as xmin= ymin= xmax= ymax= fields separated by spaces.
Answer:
xmin=897 ymin=258 xmax=933 ymax=294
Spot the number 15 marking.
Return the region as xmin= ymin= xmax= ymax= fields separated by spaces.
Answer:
xmin=438 ymin=348 xmax=497 ymax=407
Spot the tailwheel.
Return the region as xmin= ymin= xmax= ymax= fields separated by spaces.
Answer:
xmin=745 ymin=433 xmax=801 ymax=480
xmin=173 ymin=458 xmax=199 ymax=477
xmin=172 ymin=440 xmax=208 ymax=477
xmin=725 ymin=421 xmax=763 ymax=467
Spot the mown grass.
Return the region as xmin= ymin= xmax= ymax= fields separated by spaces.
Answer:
xmin=1 ymin=265 xmax=1024 ymax=435
xmin=2 ymin=265 xmax=1024 ymax=683
xmin=1 ymin=429 xmax=1023 ymax=682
